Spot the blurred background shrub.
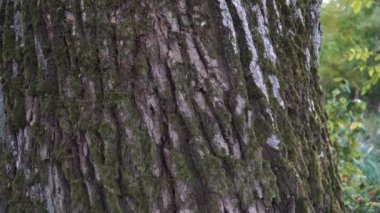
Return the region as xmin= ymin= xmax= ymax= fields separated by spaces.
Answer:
xmin=321 ymin=0 xmax=380 ymax=211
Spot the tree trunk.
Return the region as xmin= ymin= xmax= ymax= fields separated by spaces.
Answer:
xmin=0 ymin=0 xmax=346 ymax=212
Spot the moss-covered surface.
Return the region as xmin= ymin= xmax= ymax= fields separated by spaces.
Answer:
xmin=0 ymin=0 xmax=346 ymax=212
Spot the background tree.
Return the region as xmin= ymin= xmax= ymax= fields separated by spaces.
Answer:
xmin=321 ymin=0 xmax=380 ymax=211
xmin=0 ymin=0 xmax=346 ymax=212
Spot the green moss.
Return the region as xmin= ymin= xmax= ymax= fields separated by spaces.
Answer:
xmin=8 ymin=90 xmax=26 ymax=130
xmin=171 ymin=150 xmax=195 ymax=183
xmin=214 ymin=106 xmax=233 ymax=130
xmin=257 ymin=160 xmax=279 ymax=204
xmin=98 ymin=122 xmax=115 ymax=139
xmin=307 ymin=152 xmax=325 ymax=207
xmin=140 ymin=173 xmax=161 ymax=201
xmin=8 ymin=171 xmax=35 ymax=213
xmin=1 ymin=20 xmax=15 ymax=62
xmin=121 ymin=170 xmax=145 ymax=209
xmin=245 ymin=143 xmax=264 ymax=167
xmin=23 ymin=43 xmax=39 ymax=96
xmin=201 ymin=155 xmax=229 ymax=194
xmin=253 ymin=117 xmax=273 ymax=145
xmin=76 ymin=42 xmax=97 ymax=76
xmin=278 ymin=114 xmax=300 ymax=146
xmin=86 ymin=132 xmax=106 ymax=184
xmin=51 ymin=144 xmax=65 ymax=162
xmin=68 ymin=181 xmax=91 ymax=212
xmin=67 ymin=99 xmax=81 ymax=125
xmin=104 ymin=192 xmax=122 ymax=213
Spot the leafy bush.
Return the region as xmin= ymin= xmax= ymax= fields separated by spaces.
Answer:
xmin=325 ymin=81 xmax=380 ymax=212
xmin=321 ymin=0 xmax=380 ymax=211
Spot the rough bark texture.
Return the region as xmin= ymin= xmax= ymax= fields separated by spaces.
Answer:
xmin=0 ymin=0 xmax=346 ymax=212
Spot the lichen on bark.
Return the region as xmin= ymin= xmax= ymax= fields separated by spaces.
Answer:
xmin=0 ymin=0 xmax=346 ymax=212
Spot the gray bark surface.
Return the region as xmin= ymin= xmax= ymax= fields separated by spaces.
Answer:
xmin=0 ymin=0 xmax=346 ymax=212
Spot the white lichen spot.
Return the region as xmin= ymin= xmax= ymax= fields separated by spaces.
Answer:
xmin=177 ymin=182 xmax=190 ymax=203
xmin=305 ymin=48 xmax=311 ymax=71
xmin=266 ymin=108 xmax=274 ymax=123
xmin=232 ymin=143 xmax=242 ymax=159
xmin=164 ymin=10 xmax=180 ymax=33
xmin=161 ymin=187 xmax=171 ymax=209
xmin=194 ymin=92 xmax=207 ymax=111
xmin=212 ymin=96 xmax=224 ymax=108
xmin=287 ymin=29 xmax=296 ymax=38
xmin=254 ymin=181 xmax=264 ymax=198
xmin=34 ymin=36 xmax=47 ymax=70
xmin=39 ymin=144 xmax=49 ymax=161
xmin=312 ymin=25 xmax=322 ymax=67
xmin=150 ymin=63 xmax=169 ymax=93
xmin=295 ymin=8 xmax=305 ymax=26
xmin=80 ymin=0 xmax=87 ymax=22
xmin=218 ymin=0 xmax=239 ymax=54
xmin=308 ymin=98 xmax=315 ymax=112
xmin=65 ymin=11 xmax=75 ymax=22
xmin=177 ymin=92 xmax=192 ymax=118
xmin=14 ymin=11 xmax=24 ymax=47
xmin=310 ymin=2 xmax=322 ymax=68
xmin=46 ymin=193 xmax=54 ymax=213
xmin=252 ymin=5 xmax=277 ymax=64
xmin=16 ymin=129 xmax=24 ymax=169
xmin=232 ymin=0 xmax=269 ymax=100
xmin=251 ymin=59 xmax=268 ymax=101
xmin=235 ymin=95 xmax=246 ymax=114
xmin=286 ymin=0 xmax=297 ymax=6
xmin=87 ymin=80 xmax=96 ymax=101
xmin=109 ymin=9 xmax=122 ymax=24
xmin=169 ymin=123 xmax=180 ymax=149
xmin=319 ymin=151 xmax=325 ymax=158
xmin=267 ymin=134 xmax=281 ymax=150
xmin=272 ymin=0 xmax=283 ymax=33
xmin=200 ymin=21 xmax=207 ymax=27
xmin=269 ymin=75 xmax=285 ymax=109
xmin=168 ymin=43 xmax=183 ymax=66
xmin=220 ymin=196 xmax=239 ymax=212
xmin=152 ymin=159 xmax=162 ymax=177
xmin=213 ymin=133 xmax=230 ymax=155
xmin=12 ymin=60 xmax=19 ymax=77
xmin=247 ymin=110 xmax=253 ymax=129
xmin=248 ymin=205 xmax=258 ymax=213
xmin=260 ymin=0 xmax=268 ymax=23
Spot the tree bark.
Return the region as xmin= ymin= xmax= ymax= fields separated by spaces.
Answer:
xmin=0 ymin=0 xmax=346 ymax=212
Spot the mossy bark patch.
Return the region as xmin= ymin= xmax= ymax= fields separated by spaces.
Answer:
xmin=0 ymin=0 xmax=346 ymax=212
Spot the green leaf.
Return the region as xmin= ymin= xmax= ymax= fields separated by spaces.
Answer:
xmin=375 ymin=54 xmax=380 ymax=61
xmin=375 ymin=65 xmax=380 ymax=72
xmin=351 ymin=0 xmax=362 ymax=14
xmin=368 ymin=67 xmax=375 ymax=76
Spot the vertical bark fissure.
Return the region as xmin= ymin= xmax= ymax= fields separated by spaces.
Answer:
xmin=165 ymin=40 xmax=211 ymax=211
xmin=145 ymin=43 xmax=178 ymax=210
xmin=192 ymin=40 xmax=238 ymax=158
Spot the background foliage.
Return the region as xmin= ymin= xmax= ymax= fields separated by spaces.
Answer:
xmin=321 ymin=0 xmax=380 ymax=211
